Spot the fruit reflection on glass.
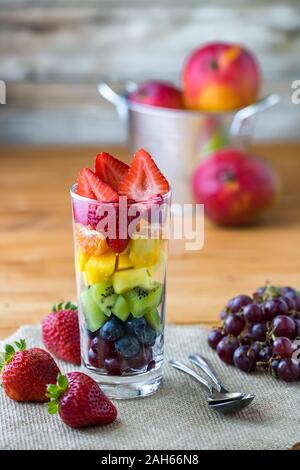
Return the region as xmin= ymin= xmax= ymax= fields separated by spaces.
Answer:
xmin=71 ymin=149 xmax=170 ymax=398
xmin=192 ymin=147 xmax=280 ymax=226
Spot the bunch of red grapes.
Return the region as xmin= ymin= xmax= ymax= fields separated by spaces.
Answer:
xmin=208 ymin=285 xmax=300 ymax=382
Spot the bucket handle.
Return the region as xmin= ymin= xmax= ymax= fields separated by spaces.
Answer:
xmin=97 ymin=79 xmax=137 ymax=121
xmin=230 ymin=93 xmax=280 ymax=137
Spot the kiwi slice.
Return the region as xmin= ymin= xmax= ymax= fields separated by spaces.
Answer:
xmin=90 ymin=281 xmax=117 ymax=317
xmin=81 ymin=289 xmax=107 ymax=332
xmin=112 ymin=268 xmax=154 ymax=294
xmin=124 ymin=283 xmax=163 ymax=318
xmin=111 ymin=295 xmax=131 ymax=322
xmin=144 ymin=308 xmax=162 ymax=332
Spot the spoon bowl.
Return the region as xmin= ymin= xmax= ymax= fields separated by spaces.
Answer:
xmin=169 ymin=359 xmax=254 ymax=414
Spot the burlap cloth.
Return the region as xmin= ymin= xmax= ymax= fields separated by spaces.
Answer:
xmin=0 ymin=324 xmax=299 ymax=450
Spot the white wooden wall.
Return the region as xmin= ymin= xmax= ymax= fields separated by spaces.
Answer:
xmin=0 ymin=0 xmax=299 ymax=144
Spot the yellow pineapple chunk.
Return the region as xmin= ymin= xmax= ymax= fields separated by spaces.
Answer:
xmin=85 ymin=251 xmax=116 ymax=285
xmin=147 ymin=249 xmax=168 ymax=275
xmin=77 ymin=249 xmax=89 ymax=272
xmin=129 ymin=238 xmax=161 ymax=269
xmin=117 ymin=253 xmax=133 ymax=270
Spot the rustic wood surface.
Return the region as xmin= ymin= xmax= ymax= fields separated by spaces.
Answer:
xmin=0 ymin=143 xmax=299 ymax=340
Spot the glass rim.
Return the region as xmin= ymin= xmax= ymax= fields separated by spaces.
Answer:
xmin=70 ymin=183 xmax=172 ymax=205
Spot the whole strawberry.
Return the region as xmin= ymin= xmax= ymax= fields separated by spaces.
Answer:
xmin=42 ymin=301 xmax=81 ymax=365
xmin=0 ymin=339 xmax=60 ymax=402
xmin=47 ymin=372 xmax=117 ymax=428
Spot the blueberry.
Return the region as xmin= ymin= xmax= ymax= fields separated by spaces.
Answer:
xmin=126 ymin=317 xmax=147 ymax=336
xmin=126 ymin=317 xmax=157 ymax=346
xmin=100 ymin=317 xmax=124 ymax=341
xmin=142 ymin=326 xmax=157 ymax=346
xmin=115 ymin=335 xmax=140 ymax=358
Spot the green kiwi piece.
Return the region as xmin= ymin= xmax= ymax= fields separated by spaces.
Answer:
xmin=81 ymin=289 xmax=107 ymax=332
xmin=111 ymin=295 xmax=131 ymax=322
xmin=144 ymin=308 xmax=162 ymax=332
xmin=90 ymin=280 xmax=117 ymax=317
xmin=124 ymin=283 xmax=163 ymax=318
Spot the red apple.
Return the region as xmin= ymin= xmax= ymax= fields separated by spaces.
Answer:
xmin=183 ymin=42 xmax=261 ymax=111
xmin=128 ymin=80 xmax=183 ymax=109
xmin=192 ymin=148 xmax=280 ymax=225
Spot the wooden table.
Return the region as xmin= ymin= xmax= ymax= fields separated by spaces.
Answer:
xmin=1 ymin=143 xmax=300 ymax=340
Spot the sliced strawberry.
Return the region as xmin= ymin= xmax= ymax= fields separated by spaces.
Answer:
xmin=85 ymin=169 xmax=119 ymax=202
xmin=118 ymin=148 xmax=169 ymax=201
xmin=76 ymin=168 xmax=96 ymax=199
xmin=95 ymin=152 xmax=129 ymax=193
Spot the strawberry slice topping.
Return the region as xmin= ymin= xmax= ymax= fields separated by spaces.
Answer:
xmin=76 ymin=168 xmax=119 ymax=202
xmin=118 ymin=148 xmax=169 ymax=201
xmin=95 ymin=152 xmax=129 ymax=193
xmin=76 ymin=168 xmax=96 ymax=199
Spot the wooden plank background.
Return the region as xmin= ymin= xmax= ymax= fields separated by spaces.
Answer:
xmin=0 ymin=0 xmax=300 ymax=144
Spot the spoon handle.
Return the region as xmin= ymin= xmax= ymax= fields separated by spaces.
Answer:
xmin=188 ymin=354 xmax=228 ymax=393
xmin=169 ymin=360 xmax=213 ymax=394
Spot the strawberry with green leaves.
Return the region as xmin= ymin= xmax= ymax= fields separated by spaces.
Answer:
xmin=42 ymin=301 xmax=81 ymax=366
xmin=47 ymin=372 xmax=117 ymax=428
xmin=0 ymin=339 xmax=60 ymax=402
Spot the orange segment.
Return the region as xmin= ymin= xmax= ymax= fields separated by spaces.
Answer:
xmin=75 ymin=223 xmax=109 ymax=256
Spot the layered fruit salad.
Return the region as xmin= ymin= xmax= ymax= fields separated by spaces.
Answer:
xmin=72 ymin=149 xmax=170 ymax=377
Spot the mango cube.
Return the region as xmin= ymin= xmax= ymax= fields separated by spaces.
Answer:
xmin=117 ymin=253 xmax=133 ymax=270
xmin=85 ymin=251 xmax=116 ymax=285
xmin=129 ymin=238 xmax=161 ymax=269
xmin=77 ymin=249 xmax=89 ymax=272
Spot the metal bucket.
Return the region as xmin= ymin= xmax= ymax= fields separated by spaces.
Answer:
xmin=98 ymin=80 xmax=279 ymax=203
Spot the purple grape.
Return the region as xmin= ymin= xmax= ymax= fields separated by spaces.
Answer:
xmin=263 ymin=298 xmax=288 ymax=321
xmin=88 ymin=348 xmax=101 ymax=368
xmin=233 ymin=345 xmax=257 ymax=372
xmin=147 ymin=360 xmax=156 ymax=371
xmin=271 ymin=358 xmax=280 ymax=377
xmin=272 ymin=315 xmax=296 ymax=339
xmin=250 ymin=322 xmax=267 ymax=342
xmin=208 ymin=328 xmax=225 ymax=350
xmin=294 ymin=318 xmax=300 ymax=337
xmin=258 ymin=345 xmax=273 ymax=362
xmin=243 ymin=304 xmax=264 ymax=324
xmin=273 ymin=337 xmax=296 ymax=358
xmin=294 ymin=295 xmax=300 ymax=312
xmin=253 ymin=286 xmax=266 ymax=301
xmin=284 ymin=293 xmax=300 ymax=312
xmin=277 ymin=359 xmax=300 ymax=382
xmin=104 ymin=357 xmax=122 ymax=376
xmin=251 ymin=342 xmax=262 ymax=356
xmin=280 ymin=286 xmax=297 ymax=296
xmin=216 ymin=336 xmax=239 ymax=365
xmin=227 ymin=295 xmax=252 ymax=313
xmin=239 ymin=329 xmax=253 ymax=345
xmin=281 ymin=295 xmax=296 ymax=312
xmin=220 ymin=310 xmax=227 ymax=320
xmin=224 ymin=314 xmax=245 ymax=336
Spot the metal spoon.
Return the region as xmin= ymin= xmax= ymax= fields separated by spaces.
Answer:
xmin=188 ymin=353 xmax=248 ymax=397
xmin=169 ymin=360 xmax=254 ymax=413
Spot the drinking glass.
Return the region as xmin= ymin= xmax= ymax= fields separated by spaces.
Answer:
xmin=71 ymin=186 xmax=171 ymax=398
